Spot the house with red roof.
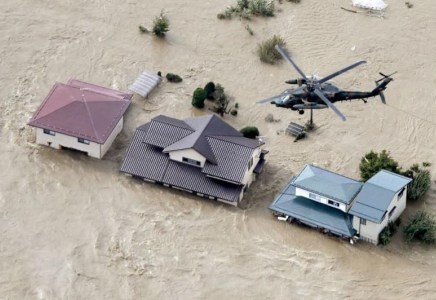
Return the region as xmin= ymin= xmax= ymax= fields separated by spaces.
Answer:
xmin=28 ymin=79 xmax=132 ymax=159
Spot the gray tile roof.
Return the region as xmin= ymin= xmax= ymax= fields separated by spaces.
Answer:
xmin=162 ymin=161 xmax=243 ymax=202
xmin=349 ymin=170 xmax=412 ymax=223
xmin=120 ymin=126 xmax=243 ymax=202
xmin=143 ymin=117 xmax=194 ymax=148
xmin=269 ymin=183 xmax=356 ymax=237
xmin=202 ymin=137 xmax=255 ymax=183
xmin=292 ymin=164 xmax=363 ymax=204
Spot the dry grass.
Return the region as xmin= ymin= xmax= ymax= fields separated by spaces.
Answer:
xmin=257 ymin=35 xmax=287 ymax=64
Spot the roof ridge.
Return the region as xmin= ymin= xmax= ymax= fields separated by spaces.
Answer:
xmin=152 ymin=116 xmax=195 ymax=132
xmin=82 ymin=89 xmax=101 ymax=141
xmin=207 ymin=135 xmax=262 ymax=149
xmin=376 ymin=169 xmax=413 ymax=181
xmin=309 ymin=164 xmax=361 ymax=183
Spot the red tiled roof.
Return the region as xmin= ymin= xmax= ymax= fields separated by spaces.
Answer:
xmin=28 ymin=81 xmax=132 ymax=144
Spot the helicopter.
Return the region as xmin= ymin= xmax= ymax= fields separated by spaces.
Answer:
xmin=257 ymin=45 xmax=396 ymax=121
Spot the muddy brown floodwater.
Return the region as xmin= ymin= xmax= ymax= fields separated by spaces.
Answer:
xmin=1 ymin=0 xmax=436 ymax=299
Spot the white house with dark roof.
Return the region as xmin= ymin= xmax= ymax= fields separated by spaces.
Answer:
xmin=28 ymin=79 xmax=132 ymax=159
xmin=120 ymin=114 xmax=267 ymax=206
xmin=269 ymin=165 xmax=412 ymax=244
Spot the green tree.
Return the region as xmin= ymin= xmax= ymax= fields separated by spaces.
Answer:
xmin=359 ymin=150 xmax=402 ymax=182
xmin=240 ymin=126 xmax=259 ymax=139
xmin=404 ymin=163 xmax=431 ymax=201
xmin=204 ymin=82 xmax=216 ymax=100
xmin=404 ymin=210 xmax=436 ymax=244
xmin=153 ymin=10 xmax=170 ymax=37
xmin=192 ymin=88 xmax=207 ymax=108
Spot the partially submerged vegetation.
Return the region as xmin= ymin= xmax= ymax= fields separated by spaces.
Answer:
xmin=217 ymin=0 xmax=276 ymax=20
xmin=153 ymin=10 xmax=170 ymax=36
xmin=192 ymin=88 xmax=207 ymax=108
xmin=404 ymin=210 xmax=436 ymax=244
xmin=240 ymin=126 xmax=260 ymax=139
xmin=139 ymin=10 xmax=170 ymax=37
xmin=359 ymin=150 xmax=432 ymax=201
xmin=166 ymin=73 xmax=183 ymax=83
xmin=191 ymin=82 xmax=239 ymax=117
xmin=257 ymin=35 xmax=287 ymax=64
xmin=379 ymin=218 xmax=401 ymax=246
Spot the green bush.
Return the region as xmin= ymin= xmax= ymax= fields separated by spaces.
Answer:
xmin=379 ymin=218 xmax=401 ymax=246
xmin=257 ymin=35 xmax=287 ymax=64
xmin=405 ymin=164 xmax=431 ymax=201
xmin=231 ymin=109 xmax=238 ymax=116
xmin=192 ymin=88 xmax=207 ymax=108
xmin=240 ymin=126 xmax=259 ymax=139
xmin=359 ymin=150 xmax=402 ymax=182
xmin=166 ymin=73 xmax=182 ymax=83
xmin=404 ymin=210 xmax=436 ymax=244
xmin=139 ymin=25 xmax=149 ymax=33
xmin=217 ymin=0 xmax=275 ymax=20
xmin=153 ymin=11 xmax=170 ymax=37
xmin=204 ymin=82 xmax=216 ymax=99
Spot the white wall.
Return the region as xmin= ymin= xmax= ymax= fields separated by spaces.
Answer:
xmin=242 ymin=147 xmax=262 ymax=186
xmin=295 ymin=187 xmax=348 ymax=212
xmin=168 ymin=148 xmax=206 ymax=167
xmin=353 ymin=187 xmax=408 ymax=244
xmin=101 ymin=117 xmax=123 ymax=158
xmin=36 ymin=128 xmax=101 ymax=158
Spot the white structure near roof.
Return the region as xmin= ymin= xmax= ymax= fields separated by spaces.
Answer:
xmin=269 ymin=165 xmax=412 ymax=245
xmin=352 ymin=0 xmax=388 ymax=10
xmin=129 ymin=70 xmax=163 ymax=98
xmin=28 ymin=80 xmax=132 ymax=159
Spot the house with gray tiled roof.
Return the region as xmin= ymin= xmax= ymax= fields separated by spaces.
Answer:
xmin=120 ymin=114 xmax=267 ymax=206
xmin=269 ymin=165 xmax=412 ymax=244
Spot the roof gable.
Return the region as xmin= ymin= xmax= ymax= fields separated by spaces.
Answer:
xmin=349 ymin=170 xmax=412 ymax=223
xmin=292 ymin=165 xmax=363 ymax=204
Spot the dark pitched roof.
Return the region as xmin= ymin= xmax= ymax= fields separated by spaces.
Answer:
xmin=292 ymin=164 xmax=363 ymax=204
xmin=68 ymin=79 xmax=133 ymax=100
xmin=269 ymin=183 xmax=356 ymax=237
xmin=201 ymin=136 xmax=255 ymax=183
xmin=28 ymin=82 xmax=132 ymax=144
xmin=143 ymin=116 xmax=194 ymax=148
xmin=120 ymin=127 xmax=243 ymax=202
xmin=349 ymin=170 xmax=412 ymax=223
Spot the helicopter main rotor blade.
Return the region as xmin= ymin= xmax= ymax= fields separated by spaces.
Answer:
xmin=314 ymin=88 xmax=346 ymax=121
xmin=317 ymin=60 xmax=366 ymax=85
xmin=375 ymin=81 xmax=387 ymax=104
xmin=275 ymin=45 xmax=308 ymax=80
xmin=256 ymin=91 xmax=289 ymax=104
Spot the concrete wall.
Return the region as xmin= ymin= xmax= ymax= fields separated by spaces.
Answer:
xmin=353 ymin=186 xmax=408 ymax=244
xmin=36 ymin=128 xmax=101 ymax=158
xmin=241 ymin=147 xmax=262 ymax=187
xmin=168 ymin=148 xmax=206 ymax=167
xmin=295 ymin=187 xmax=348 ymax=212
xmin=100 ymin=117 xmax=123 ymax=158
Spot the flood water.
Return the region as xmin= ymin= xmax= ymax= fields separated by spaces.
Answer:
xmin=1 ymin=0 xmax=436 ymax=299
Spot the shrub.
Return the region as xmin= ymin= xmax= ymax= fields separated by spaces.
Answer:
xmin=211 ymin=84 xmax=233 ymax=116
xmin=406 ymin=166 xmax=431 ymax=201
xmin=204 ymin=82 xmax=216 ymax=99
xmin=257 ymin=35 xmax=287 ymax=64
xmin=359 ymin=150 xmax=402 ymax=182
xmin=231 ymin=109 xmax=238 ymax=116
xmin=139 ymin=25 xmax=149 ymax=33
xmin=153 ymin=10 xmax=170 ymax=37
xmin=288 ymin=0 xmax=301 ymax=3
xmin=166 ymin=73 xmax=183 ymax=83
xmin=235 ymin=102 xmax=239 ymax=108
xmin=404 ymin=210 xmax=436 ymax=244
xmin=379 ymin=219 xmax=401 ymax=246
xmin=294 ymin=131 xmax=307 ymax=142
xmin=249 ymin=0 xmax=275 ymax=16
xmin=192 ymin=88 xmax=207 ymax=108
xmin=240 ymin=126 xmax=259 ymax=139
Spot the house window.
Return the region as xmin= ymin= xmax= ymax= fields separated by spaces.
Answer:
xmin=398 ymin=187 xmax=405 ymax=200
xmin=360 ymin=218 xmax=366 ymax=225
xmin=328 ymin=200 xmax=340 ymax=207
xmin=78 ymin=138 xmax=90 ymax=145
xmin=309 ymin=193 xmax=322 ymax=202
xmin=182 ymin=157 xmax=201 ymax=166
xmin=248 ymin=157 xmax=254 ymax=170
xmin=43 ymin=129 xmax=56 ymax=136
xmin=389 ymin=206 xmax=396 ymax=218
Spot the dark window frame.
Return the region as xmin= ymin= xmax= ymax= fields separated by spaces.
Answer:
xmin=43 ymin=129 xmax=55 ymax=136
xmin=398 ymin=187 xmax=405 ymax=200
xmin=360 ymin=218 xmax=366 ymax=225
xmin=182 ymin=157 xmax=201 ymax=166
xmin=328 ymin=199 xmax=340 ymax=207
xmin=389 ymin=206 xmax=396 ymax=218
xmin=78 ymin=138 xmax=90 ymax=145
